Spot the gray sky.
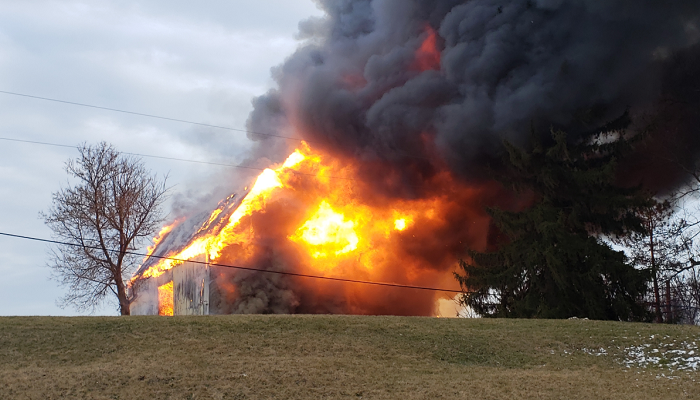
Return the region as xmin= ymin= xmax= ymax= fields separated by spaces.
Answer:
xmin=0 ymin=0 xmax=323 ymax=315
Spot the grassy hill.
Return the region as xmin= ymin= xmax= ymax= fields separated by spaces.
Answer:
xmin=1 ymin=316 xmax=699 ymax=399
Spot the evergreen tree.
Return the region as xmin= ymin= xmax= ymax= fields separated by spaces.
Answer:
xmin=456 ymin=129 xmax=652 ymax=320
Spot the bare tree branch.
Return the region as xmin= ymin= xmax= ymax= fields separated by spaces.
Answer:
xmin=42 ymin=142 xmax=169 ymax=315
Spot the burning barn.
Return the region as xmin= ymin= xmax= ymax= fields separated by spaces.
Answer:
xmin=131 ymin=194 xmax=240 ymax=316
xmin=130 ymin=145 xmax=489 ymax=316
xmin=131 ymin=257 xmax=209 ymax=316
xmin=131 ymin=1 xmax=700 ymax=316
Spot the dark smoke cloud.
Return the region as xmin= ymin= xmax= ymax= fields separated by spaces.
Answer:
xmin=248 ymin=0 xmax=700 ymax=185
xmin=198 ymin=0 xmax=700 ymax=314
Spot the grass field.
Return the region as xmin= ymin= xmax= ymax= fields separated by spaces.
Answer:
xmin=1 ymin=316 xmax=699 ymax=399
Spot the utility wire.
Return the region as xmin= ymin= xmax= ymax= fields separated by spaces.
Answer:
xmin=0 ymin=231 xmax=465 ymax=294
xmin=0 ymin=136 xmax=354 ymax=181
xmin=0 ymin=89 xmax=432 ymax=161
xmin=0 ymin=90 xmax=303 ymax=142
xmin=0 ymin=136 xmax=269 ymax=172
xmin=0 ymin=93 xmax=466 ymax=294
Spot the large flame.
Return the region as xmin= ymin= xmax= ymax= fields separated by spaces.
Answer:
xmin=137 ymin=149 xmax=305 ymax=279
xmin=134 ymin=141 xmax=491 ymax=315
xmin=144 ymin=220 xmax=180 ymax=260
xmin=290 ymin=200 xmax=360 ymax=260
xmin=157 ymin=281 xmax=173 ymax=316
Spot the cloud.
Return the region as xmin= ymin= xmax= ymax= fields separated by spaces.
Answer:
xmin=0 ymin=0 xmax=321 ymax=315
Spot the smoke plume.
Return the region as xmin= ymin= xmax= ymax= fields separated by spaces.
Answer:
xmin=228 ymin=0 xmax=700 ymax=314
xmin=249 ymin=0 xmax=700 ymax=187
xmin=140 ymin=1 xmax=700 ymax=316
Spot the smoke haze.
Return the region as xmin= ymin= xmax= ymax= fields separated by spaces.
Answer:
xmin=138 ymin=1 xmax=700 ymax=316
xmin=249 ymin=0 xmax=700 ymax=188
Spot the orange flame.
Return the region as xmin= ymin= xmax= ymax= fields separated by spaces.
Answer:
xmin=290 ymin=200 xmax=359 ymax=260
xmin=137 ymin=148 xmax=307 ymax=279
xmin=145 ymin=219 xmax=181 ymax=259
xmin=394 ymin=217 xmax=410 ymax=231
xmin=158 ymin=281 xmax=173 ymax=316
xmin=135 ymin=141 xmax=492 ymax=316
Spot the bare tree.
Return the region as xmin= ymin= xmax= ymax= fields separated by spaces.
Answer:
xmin=670 ymin=271 xmax=700 ymax=324
xmin=664 ymin=202 xmax=700 ymax=324
xmin=624 ymin=201 xmax=677 ymax=322
xmin=621 ymin=194 xmax=700 ymax=324
xmin=42 ymin=142 xmax=169 ymax=315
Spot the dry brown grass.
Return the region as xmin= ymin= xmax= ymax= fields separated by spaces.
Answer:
xmin=1 ymin=315 xmax=699 ymax=399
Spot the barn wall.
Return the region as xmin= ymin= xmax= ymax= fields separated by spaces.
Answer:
xmin=173 ymin=256 xmax=209 ymax=315
xmin=131 ymin=270 xmax=175 ymax=315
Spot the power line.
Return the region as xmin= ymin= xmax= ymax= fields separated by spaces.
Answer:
xmin=0 ymin=136 xmax=354 ymax=181
xmin=0 ymin=136 xmax=269 ymax=173
xmin=0 ymin=89 xmax=432 ymax=161
xmin=0 ymin=137 xmax=76 ymax=150
xmin=0 ymin=90 xmax=436 ymax=185
xmin=0 ymin=90 xmax=304 ymax=142
xmin=0 ymin=231 xmax=465 ymax=294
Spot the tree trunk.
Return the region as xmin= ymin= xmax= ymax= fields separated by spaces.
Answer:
xmin=650 ymin=231 xmax=662 ymax=323
xmin=652 ymin=273 xmax=661 ymax=322
xmin=665 ymin=279 xmax=672 ymax=323
xmin=116 ymin=278 xmax=131 ymax=316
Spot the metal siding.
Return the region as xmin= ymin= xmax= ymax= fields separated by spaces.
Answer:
xmin=173 ymin=256 xmax=209 ymax=315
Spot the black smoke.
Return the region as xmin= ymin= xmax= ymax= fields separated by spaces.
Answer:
xmin=191 ymin=0 xmax=700 ymax=315
xmin=248 ymin=0 xmax=700 ymax=190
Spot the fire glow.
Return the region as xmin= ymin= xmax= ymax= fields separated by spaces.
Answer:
xmin=133 ymin=142 xmax=491 ymax=316
xmin=290 ymin=201 xmax=359 ymax=259
xmin=412 ymin=25 xmax=441 ymax=71
xmin=130 ymin=20 xmax=486 ymax=316
xmin=157 ymin=281 xmax=174 ymax=316
xmin=145 ymin=221 xmax=179 ymax=259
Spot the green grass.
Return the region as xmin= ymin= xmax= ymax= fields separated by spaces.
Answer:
xmin=1 ymin=315 xmax=699 ymax=399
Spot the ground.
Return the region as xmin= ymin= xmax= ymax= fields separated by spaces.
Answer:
xmin=1 ymin=315 xmax=699 ymax=399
